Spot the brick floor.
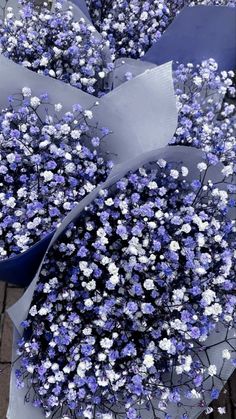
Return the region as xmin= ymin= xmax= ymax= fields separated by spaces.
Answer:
xmin=0 ymin=285 xmax=24 ymax=419
xmin=0 ymin=363 xmax=10 ymax=419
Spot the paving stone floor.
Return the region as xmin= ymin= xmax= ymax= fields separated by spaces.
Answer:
xmin=0 ymin=283 xmax=24 ymax=419
xmin=0 ymin=284 xmax=236 ymax=419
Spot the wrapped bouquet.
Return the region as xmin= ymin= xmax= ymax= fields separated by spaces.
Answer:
xmin=0 ymin=0 xmax=235 ymax=418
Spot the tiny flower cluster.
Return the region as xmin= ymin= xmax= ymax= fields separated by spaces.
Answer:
xmin=17 ymin=159 xmax=236 ymax=418
xmin=0 ymin=1 xmax=113 ymax=95
xmin=0 ymin=89 xmax=113 ymax=258
xmin=86 ymin=0 xmax=170 ymax=58
xmin=123 ymin=58 xmax=235 ymax=165
xmin=171 ymin=59 xmax=236 ymax=163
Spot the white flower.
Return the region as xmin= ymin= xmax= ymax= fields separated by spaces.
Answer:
xmin=83 ymin=327 xmax=92 ymax=335
xmin=60 ymin=124 xmax=70 ymax=135
xmin=204 ymin=303 xmax=222 ymax=316
xmin=63 ymin=202 xmax=71 ymax=210
xmin=98 ymin=353 xmax=106 ymax=361
xmin=65 ymin=152 xmax=72 ymax=160
xmin=38 ymin=307 xmax=49 ymax=316
xmin=55 ymin=371 xmax=65 ymax=382
xmin=12 ymin=222 xmax=21 ymax=231
xmin=222 ymin=164 xmax=233 ymax=177
xmin=170 ymin=319 xmax=187 ymax=332
xmin=50 ymin=324 xmax=58 ymax=332
xmin=218 ymin=407 xmax=226 ymax=415
xmin=172 ymin=288 xmax=186 ymax=302
xmin=53 ymin=46 xmax=62 ymax=56
xmin=51 ymin=363 xmax=59 ymax=371
xmin=214 ymin=234 xmax=222 ymax=243
xmin=86 ymin=280 xmax=96 ymax=291
xmin=140 ymin=11 xmax=148 ymax=21
xmin=196 ymin=267 xmax=206 ymax=276
xmin=40 ymin=56 xmax=48 ymax=66
xmin=55 ymin=103 xmax=62 ymax=112
xmin=157 ymin=159 xmax=167 ymax=168
xmin=77 ymin=360 xmax=91 ymax=377
xmin=193 ymin=215 xmax=208 ymax=231
xmin=43 ymin=360 xmax=52 ymax=369
xmin=49 ymin=69 xmax=56 ymax=77
xmin=190 ymin=389 xmax=202 ymax=399
xmin=84 ymin=182 xmax=95 ymax=193
xmin=97 ymin=377 xmax=109 ymax=387
xmin=159 ymin=338 xmax=172 ymax=352
xmin=208 ymin=364 xmax=217 ymax=376
xmin=222 ymin=349 xmax=231 ymax=360
xmin=193 ymin=75 xmax=202 ymax=86
xmin=197 ymin=234 xmax=205 ymax=247
xmin=201 ymin=289 xmax=216 ymax=305
xmin=6 ymin=197 xmax=16 ymax=208
xmin=22 ymin=87 xmax=31 ymax=97
xmin=65 ymin=163 xmax=76 ymax=173
xmin=71 ymin=129 xmax=81 ymax=139
xmin=30 ymin=96 xmax=41 ymax=108
xmin=29 ymin=305 xmax=37 ymax=316
xmin=100 ymin=338 xmax=113 ymax=349
xmin=181 ymin=166 xmax=189 ymax=177
xmin=109 ymin=274 xmax=119 ymax=286
xmin=143 ymin=279 xmax=155 ymax=290
xmin=176 ymin=365 xmax=184 ymax=375
xmin=108 ymin=262 xmax=119 ymax=274
xmin=98 ymin=71 xmax=105 ymax=79
xmin=42 ymin=170 xmax=54 ymax=182
xmin=84 ymin=110 xmax=93 ymax=119
xmin=148 ymin=181 xmax=158 ymax=190
xmin=143 ymin=354 xmax=154 ymax=368
xmin=170 ymin=169 xmax=179 ymax=179
xmin=169 ymin=240 xmax=180 ymax=252
xmin=84 ymin=298 xmax=93 ymax=307
xmin=6 ymin=153 xmax=15 ymax=163
xmin=197 ymin=162 xmax=207 ymax=172
xmin=148 ymin=221 xmax=157 ymax=229
xmin=19 ymin=123 xmax=27 ymax=133
xmin=155 ymin=210 xmax=163 ymax=219
xmin=27 ymin=365 xmax=35 ymax=374
xmin=105 ymin=198 xmax=114 ymax=206
xmin=181 ymin=223 xmax=191 ymax=233
xmin=39 ymin=139 xmax=50 ymax=148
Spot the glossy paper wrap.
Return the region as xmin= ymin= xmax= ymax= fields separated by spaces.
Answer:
xmin=142 ymin=6 xmax=236 ymax=71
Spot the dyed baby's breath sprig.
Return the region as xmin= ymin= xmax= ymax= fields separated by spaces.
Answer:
xmin=17 ymin=157 xmax=236 ymax=418
xmin=0 ymin=88 xmax=113 ymax=258
xmin=86 ymin=0 xmax=170 ymax=59
xmin=122 ymin=59 xmax=235 ymax=164
xmin=171 ymin=59 xmax=236 ymax=160
xmin=0 ymin=1 xmax=113 ymax=95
